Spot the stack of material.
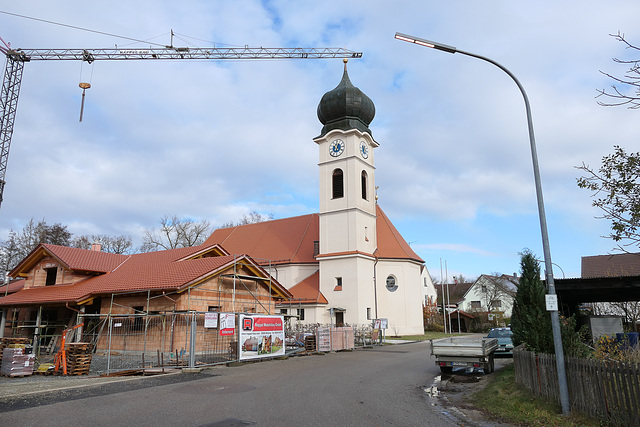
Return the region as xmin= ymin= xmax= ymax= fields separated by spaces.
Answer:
xmin=0 ymin=337 xmax=30 ymax=361
xmin=1 ymin=347 xmax=35 ymax=377
xmin=64 ymin=342 xmax=92 ymax=375
xmin=304 ymin=334 xmax=316 ymax=351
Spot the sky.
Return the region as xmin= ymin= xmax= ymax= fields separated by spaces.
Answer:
xmin=1 ymin=1 xmax=639 ymax=282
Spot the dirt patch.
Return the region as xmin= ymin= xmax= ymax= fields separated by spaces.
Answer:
xmin=427 ymin=359 xmax=514 ymax=426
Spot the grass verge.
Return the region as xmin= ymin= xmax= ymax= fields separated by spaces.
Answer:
xmin=471 ymin=363 xmax=601 ymax=426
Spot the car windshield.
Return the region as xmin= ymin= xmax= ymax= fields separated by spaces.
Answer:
xmin=488 ymin=329 xmax=512 ymax=338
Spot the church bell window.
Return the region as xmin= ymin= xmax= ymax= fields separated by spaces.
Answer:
xmin=332 ymin=169 xmax=344 ymax=199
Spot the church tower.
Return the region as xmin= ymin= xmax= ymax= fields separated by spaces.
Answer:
xmin=314 ymin=60 xmax=379 ymax=326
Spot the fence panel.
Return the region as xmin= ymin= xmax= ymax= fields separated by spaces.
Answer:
xmin=514 ymin=347 xmax=640 ymax=426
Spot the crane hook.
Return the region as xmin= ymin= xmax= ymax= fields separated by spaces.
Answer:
xmin=78 ymin=82 xmax=91 ymax=122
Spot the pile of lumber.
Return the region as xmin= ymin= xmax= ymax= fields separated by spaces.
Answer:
xmin=63 ymin=342 xmax=92 ymax=375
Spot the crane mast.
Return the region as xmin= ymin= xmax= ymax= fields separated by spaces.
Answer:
xmin=0 ymin=45 xmax=362 ymax=208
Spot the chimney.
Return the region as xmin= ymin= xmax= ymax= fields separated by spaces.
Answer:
xmin=91 ymin=241 xmax=102 ymax=252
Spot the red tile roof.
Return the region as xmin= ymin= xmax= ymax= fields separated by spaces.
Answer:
xmin=204 ymin=214 xmax=319 ymax=264
xmin=375 ymin=205 xmax=423 ymax=263
xmin=11 ymin=244 xmax=129 ymax=277
xmin=0 ymin=245 xmax=291 ymax=306
xmin=204 ymin=205 xmax=423 ymax=264
xmin=286 ymin=271 xmax=328 ymax=305
xmin=0 ymin=279 xmax=25 ymax=295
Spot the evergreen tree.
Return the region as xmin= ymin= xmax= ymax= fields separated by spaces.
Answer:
xmin=511 ymin=249 xmax=554 ymax=353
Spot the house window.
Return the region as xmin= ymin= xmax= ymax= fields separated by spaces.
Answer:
xmin=297 ymin=308 xmax=305 ymax=321
xmin=367 ymin=307 xmax=371 ymax=320
xmin=361 ymin=170 xmax=368 ymax=200
xmin=335 ymin=277 xmax=343 ymax=291
xmin=280 ymin=309 xmax=288 ymax=315
xmin=45 ymin=267 xmax=57 ymax=286
xmin=492 ymin=300 xmax=502 ymax=308
xmin=332 ymin=169 xmax=344 ymax=199
xmin=386 ymin=275 xmax=398 ymax=292
xmin=471 ymin=301 xmax=481 ymax=309
xmin=208 ymin=306 xmax=220 ymax=312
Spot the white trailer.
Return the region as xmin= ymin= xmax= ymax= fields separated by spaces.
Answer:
xmin=430 ymin=336 xmax=499 ymax=374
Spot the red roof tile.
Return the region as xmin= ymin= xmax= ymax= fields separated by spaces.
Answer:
xmin=0 ymin=279 xmax=25 ymax=295
xmin=0 ymin=246 xmax=291 ymax=306
xmin=375 ymin=205 xmax=424 ymax=263
xmin=204 ymin=214 xmax=319 ymax=264
xmin=205 ymin=205 xmax=423 ymax=264
xmin=287 ymin=271 xmax=328 ymax=304
xmin=11 ymin=244 xmax=129 ymax=277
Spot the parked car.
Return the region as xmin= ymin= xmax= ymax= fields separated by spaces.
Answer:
xmin=486 ymin=327 xmax=514 ymax=355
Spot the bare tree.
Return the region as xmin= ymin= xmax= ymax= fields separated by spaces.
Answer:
xmin=477 ymin=275 xmax=517 ymax=314
xmin=597 ymin=32 xmax=640 ymax=109
xmin=0 ymin=218 xmax=72 ymax=272
xmin=217 ymin=210 xmax=274 ymax=229
xmin=72 ymin=234 xmax=134 ymax=254
xmin=140 ymin=215 xmax=212 ymax=252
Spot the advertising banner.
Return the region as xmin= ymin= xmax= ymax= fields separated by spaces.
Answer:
xmin=238 ymin=314 xmax=285 ymax=360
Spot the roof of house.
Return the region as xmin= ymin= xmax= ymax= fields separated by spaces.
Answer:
xmin=0 ymin=244 xmax=291 ymax=307
xmin=581 ymin=253 xmax=640 ymax=278
xmin=435 ymin=282 xmax=474 ymax=304
xmin=204 ymin=205 xmax=423 ymax=265
xmin=204 ymin=213 xmax=319 ymax=265
xmin=286 ymin=271 xmax=328 ymax=305
xmin=0 ymin=279 xmax=25 ymax=295
xmin=11 ymin=244 xmax=129 ymax=277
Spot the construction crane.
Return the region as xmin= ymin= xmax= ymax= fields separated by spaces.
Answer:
xmin=0 ymin=44 xmax=363 ymax=208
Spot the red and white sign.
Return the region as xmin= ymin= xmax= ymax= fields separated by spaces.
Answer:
xmin=219 ymin=313 xmax=236 ymax=336
xmin=238 ymin=314 xmax=285 ymax=360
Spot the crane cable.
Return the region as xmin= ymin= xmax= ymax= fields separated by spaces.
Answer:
xmin=0 ymin=10 xmax=167 ymax=47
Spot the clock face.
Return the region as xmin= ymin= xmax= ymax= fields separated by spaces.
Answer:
xmin=359 ymin=141 xmax=369 ymax=159
xmin=329 ymin=139 xmax=345 ymax=157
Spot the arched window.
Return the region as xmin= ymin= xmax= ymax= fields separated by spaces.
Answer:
xmin=332 ymin=169 xmax=344 ymax=199
xmin=361 ymin=170 xmax=368 ymax=200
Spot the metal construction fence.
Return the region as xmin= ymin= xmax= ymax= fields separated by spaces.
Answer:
xmin=77 ymin=312 xmax=377 ymax=375
xmin=514 ymin=346 xmax=640 ymax=426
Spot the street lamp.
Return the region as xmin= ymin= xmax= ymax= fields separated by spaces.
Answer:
xmin=395 ymin=32 xmax=570 ymax=415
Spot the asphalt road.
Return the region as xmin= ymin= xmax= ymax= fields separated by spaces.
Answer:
xmin=0 ymin=342 xmax=511 ymax=426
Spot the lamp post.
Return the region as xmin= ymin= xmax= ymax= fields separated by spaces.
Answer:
xmin=395 ymin=32 xmax=570 ymax=415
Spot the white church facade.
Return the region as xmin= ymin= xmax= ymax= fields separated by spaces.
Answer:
xmin=204 ymin=61 xmax=435 ymax=335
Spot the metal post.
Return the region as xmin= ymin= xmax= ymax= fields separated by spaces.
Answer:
xmin=0 ymin=308 xmax=6 ymax=338
xmin=394 ymin=33 xmax=570 ymax=415
xmin=33 ymin=306 xmax=42 ymax=356
xmin=189 ymin=312 xmax=196 ymax=368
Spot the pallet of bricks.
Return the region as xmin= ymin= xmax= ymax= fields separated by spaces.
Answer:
xmin=63 ymin=342 xmax=93 ymax=375
xmin=1 ymin=338 xmax=35 ymax=378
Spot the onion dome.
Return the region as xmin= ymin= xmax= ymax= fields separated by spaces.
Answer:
xmin=317 ymin=59 xmax=375 ymax=137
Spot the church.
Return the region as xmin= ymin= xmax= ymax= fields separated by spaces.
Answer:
xmin=0 ymin=61 xmax=434 ymax=338
xmin=205 ymin=60 xmax=433 ymax=335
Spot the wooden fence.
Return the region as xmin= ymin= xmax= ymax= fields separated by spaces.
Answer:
xmin=513 ymin=346 xmax=640 ymax=426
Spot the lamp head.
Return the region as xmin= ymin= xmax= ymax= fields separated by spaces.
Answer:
xmin=394 ymin=32 xmax=457 ymax=54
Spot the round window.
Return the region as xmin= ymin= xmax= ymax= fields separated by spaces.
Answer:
xmin=386 ymin=275 xmax=398 ymax=292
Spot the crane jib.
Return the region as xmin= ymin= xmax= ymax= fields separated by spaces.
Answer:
xmin=0 ymin=45 xmax=363 ymax=209
xmin=8 ymin=47 xmax=363 ymax=62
